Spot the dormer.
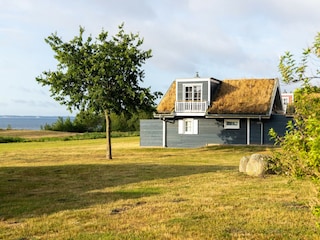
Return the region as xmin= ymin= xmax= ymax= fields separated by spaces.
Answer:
xmin=175 ymin=78 xmax=221 ymax=116
xmin=156 ymin=77 xmax=221 ymax=117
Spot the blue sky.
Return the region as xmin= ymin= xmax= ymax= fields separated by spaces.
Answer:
xmin=1 ymin=0 xmax=320 ymax=116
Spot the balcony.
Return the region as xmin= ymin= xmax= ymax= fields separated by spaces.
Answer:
xmin=175 ymin=101 xmax=208 ymax=113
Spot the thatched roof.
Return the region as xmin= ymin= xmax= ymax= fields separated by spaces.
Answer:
xmin=156 ymin=78 xmax=279 ymax=116
xmin=208 ymin=78 xmax=276 ymax=115
xmin=156 ymin=81 xmax=176 ymax=114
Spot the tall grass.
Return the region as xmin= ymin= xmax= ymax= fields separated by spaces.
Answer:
xmin=0 ymin=137 xmax=319 ymax=239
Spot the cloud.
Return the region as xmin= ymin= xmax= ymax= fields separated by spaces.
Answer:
xmin=1 ymin=0 xmax=320 ymax=115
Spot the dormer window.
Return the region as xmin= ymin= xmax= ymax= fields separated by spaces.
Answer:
xmin=184 ymin=84 xmax=202 ymax=101
xmin=174 ymin=79 xmax=211 ymax=115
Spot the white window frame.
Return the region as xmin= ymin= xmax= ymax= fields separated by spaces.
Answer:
xmin=224 ymin=119 xmax=240 ymax=129
xmin=178 ymin=118 xmax=199 ymax=134
xmin=282 ymin=97 xmax=289 ymax=106
xmin=282 ymin=96 xmax=289 ymax=111
xmin=183 ymin=84 xmax=202 ymax=102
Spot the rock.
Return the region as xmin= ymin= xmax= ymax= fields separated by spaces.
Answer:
xmin=239 ymin=156 xmax=249 ymax=173
xmin=245 ymin=154 xmax=267 ymax=177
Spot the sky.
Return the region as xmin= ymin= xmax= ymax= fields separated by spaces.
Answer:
xmin=1 ymin=0 xmax=320 ymax=116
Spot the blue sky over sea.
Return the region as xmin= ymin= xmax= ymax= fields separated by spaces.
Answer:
xmin=1 ymin=0 xmax=320 ymax=116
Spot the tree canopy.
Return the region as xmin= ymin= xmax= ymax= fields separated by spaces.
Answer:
xmin=36 ymin=24 xmax=161 ymax=159
xmin=272 ymin=32 xmax=320 ymax=177
xmin=270 ymin=32 xmax=320 ymax=224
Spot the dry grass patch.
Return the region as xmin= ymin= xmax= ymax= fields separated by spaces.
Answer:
xmin=0 ymin=138 xmax=319 ymax=239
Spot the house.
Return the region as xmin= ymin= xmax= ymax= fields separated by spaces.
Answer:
xmin=281 ymin=92 xmax=294 ymax=113
xmin=140 ymin=77 xmax=291 ymax=148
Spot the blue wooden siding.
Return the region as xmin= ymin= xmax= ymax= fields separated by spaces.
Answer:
xmin=140 ymin=119 xmax=163 ymax=146
xmin=219 ymin=119 xmax=247 ymax=145
xmin=250 ymin=119 xmax=262 ymax=144
xmin=263 ymin=114 xmax=291 ymax=144
xmin=140 ymin=115 xmax=291 ymax=148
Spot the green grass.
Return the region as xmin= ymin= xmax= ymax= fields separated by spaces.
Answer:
xmin=0 ymin=130 xmax=139 ymax=143
xmin=0 ymin=136 xmax=319 ymax=239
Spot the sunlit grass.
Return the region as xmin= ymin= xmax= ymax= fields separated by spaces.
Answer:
xmin=0 ymin=135 xmax=319 ymax=239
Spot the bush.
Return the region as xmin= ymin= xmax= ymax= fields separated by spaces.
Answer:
xmin=0 ymin=136 xmax=26 ymax=143
xmin=270 ymin=86 xmax=320 ymax=178
xmin=43 ymin=110 xmax=153 ymax=133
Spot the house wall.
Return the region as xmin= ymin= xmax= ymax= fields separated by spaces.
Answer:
xmin=250 ymin=119 xmax=263 ymax=144
xmin=166 ymin=118 xmax=230 ymax=147
xmin=263 ymin=114 xmax=291 ymax=144
xmin=140 ymin=115 xmax=291 ymax=148
xmin=210 ymin=80 xmax=221 ymax=101
xmin=140 ymin=119 xmax=163 ymax=146
xmin=140 ymin=118 xmax=247 ymax=147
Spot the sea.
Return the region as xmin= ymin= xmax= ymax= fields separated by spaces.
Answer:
xmin=0 ymin=116 xmax=74 ymax=130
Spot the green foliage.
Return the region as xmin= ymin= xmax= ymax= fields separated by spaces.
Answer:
xmin=279 ymin=32 xmax=320 ymax=86
xmin=271 ymin=32 xmax=320 ymax=225
xmin=42 ymin=110 xmax=153 ymax=133
xmin=36 ymin=23 xmax=162 ymax=158
xmin=110 ymin=110 xmax=153 ymax=132
xmin=272 ymin=32 xmax=320 ymax=178
xmin=0 ymin=136 xmax=26 ymax=143
xmin=73 ymin=111 xmax=104 ymax=132
xmin=36 ymin=23 xmax=161 ymax=115
xmin=271 ymin=84 xmax=320 ymax=178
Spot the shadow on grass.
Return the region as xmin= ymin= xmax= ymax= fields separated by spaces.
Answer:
xmin=0 ymin=164 xmax=236 ymax=219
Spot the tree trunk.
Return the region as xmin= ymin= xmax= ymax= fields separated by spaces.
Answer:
xmin=105 ymin=110 xmax=112 ymax=159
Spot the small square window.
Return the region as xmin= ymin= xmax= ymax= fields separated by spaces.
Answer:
xmin=224 ymin=119 xmax=240 ymax=129
xmin=178 ymin=119 xmax=199 ymax=134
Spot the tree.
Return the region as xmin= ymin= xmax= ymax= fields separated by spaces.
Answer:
xmin=272 ymin=32 xmax=320 ymax=177
xmin=71 ymin=111 xmax=105 ymax=132
xmin=270 ymin=32 xmax=320 ymax=224
xmin=36 ymin=24 xmax=161 ymax=159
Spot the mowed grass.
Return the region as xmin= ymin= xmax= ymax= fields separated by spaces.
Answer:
xmin=0 ymin=129 xmax=80 ymax=139
xmin=0 ymin=134 xmax=319 ymax=239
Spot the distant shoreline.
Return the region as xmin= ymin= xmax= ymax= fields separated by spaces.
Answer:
xmin=0 ymin=116 xmax=75 ymax=130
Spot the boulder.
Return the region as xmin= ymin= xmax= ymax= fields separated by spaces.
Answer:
xmin=239 ymin=156 xmax=249 ymax=173
xmin=245 ymin=154 xmax=267 ymax=177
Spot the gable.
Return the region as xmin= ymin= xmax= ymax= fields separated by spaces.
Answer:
xmin=208 ymin=78 xmax=280 ymax=115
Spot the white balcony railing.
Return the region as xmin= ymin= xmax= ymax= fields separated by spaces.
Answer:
xmin=175 ymin=101 xmax=208 ymax=113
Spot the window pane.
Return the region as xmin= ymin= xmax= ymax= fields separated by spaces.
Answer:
xmin=185 ymin=86 xmax=192 ymax=101
xmin=194 ymin=86 xmax=201 ymax=101
xmin=185 ymin=120 xmax=192 ymax=132
xmin=226 ymin=121 xmax=237 ymax=126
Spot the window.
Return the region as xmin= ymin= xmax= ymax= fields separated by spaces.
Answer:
xmin=282 ymin=97 xmax=289 ymax=112
xmin=193 ymin=85 xmax=201 ymax=101
xmin=185 ymin=86 xmax=193 ymax=101
xmin=282 ymin=97 xmax=289 ymax=106
xmin=178 ymin=119 xmax=199 ymax=134
xmin=183 ymin=84 xmax=202 ymax=102
xmin=224 ymin=119 xmax=240 ymax=129
xmin=185 ymin=119 xmax=193 ymax=134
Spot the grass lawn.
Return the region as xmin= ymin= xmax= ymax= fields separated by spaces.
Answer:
xmin=0 ymin=129 xmax=80 ymax=139
xmin=0 ymin=132 xmax=319 ymax=239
